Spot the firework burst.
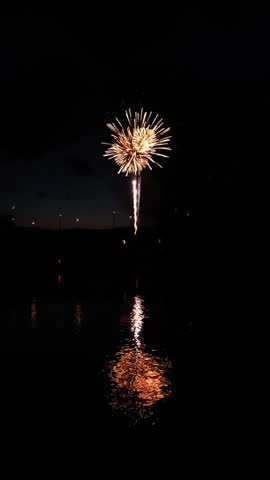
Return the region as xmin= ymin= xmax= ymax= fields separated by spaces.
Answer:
xmin=103 ymin=108 xmax=171 ymax=234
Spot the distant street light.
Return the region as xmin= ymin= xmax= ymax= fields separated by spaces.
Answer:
xmin=58 ymin=214 xmax=62 ymax=231
xmin=32 ymin=221 xmax=35 ymax=226
xmin=10 ymin=205 xmax=16 ymax=224
xmin=112 ymin=210 xmax=116 ymax=228
xmin=129 ymin=215 xmax=133 ymax=231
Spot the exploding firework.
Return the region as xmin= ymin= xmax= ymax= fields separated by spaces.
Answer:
xmin=103 ymin=109 xmax=171 ymax=234
xmin=103 ymin=109 xmax=171 ymax=176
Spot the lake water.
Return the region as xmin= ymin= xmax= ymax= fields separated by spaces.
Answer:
xmin=0 ymin=273 xmax=192 ymax=432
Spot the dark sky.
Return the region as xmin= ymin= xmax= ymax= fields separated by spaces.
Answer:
xmin=0 ymin=7 xmax=268 ymax=228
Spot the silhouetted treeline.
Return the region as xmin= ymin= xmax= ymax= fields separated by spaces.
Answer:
xmin=0 ymin=224 xmax=196 ymax=296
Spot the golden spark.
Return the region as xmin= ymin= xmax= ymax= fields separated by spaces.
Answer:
xmin=103 ymin=108 xmax=171 ymax=234
xmin=103 ymin=108 xmax=171 ymax=176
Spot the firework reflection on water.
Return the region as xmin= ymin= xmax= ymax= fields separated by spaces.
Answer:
xmin=106 ymin=295 xmax=172 ymax=423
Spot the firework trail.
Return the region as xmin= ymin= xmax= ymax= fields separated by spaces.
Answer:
xmin=132 ymin=177 xmax=138 ymax=235
xmin=132 ymin=174 xmax=141 ymax=235
xmin=103 ymin=108 xmax=171 ymax=234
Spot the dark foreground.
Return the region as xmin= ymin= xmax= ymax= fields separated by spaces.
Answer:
xmin=0 ymin=228 xmax=193 ymax=437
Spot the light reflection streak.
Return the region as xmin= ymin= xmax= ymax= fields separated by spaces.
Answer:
xmin=107 ymin=295 xmax=171 ymax=421
xmin=74 ymin=303 xmax=83 ymax=332
xmin=31 ymin=299 xmax=37 ymax=327
xmin=130 ymin=295 xmax=144 ymax=349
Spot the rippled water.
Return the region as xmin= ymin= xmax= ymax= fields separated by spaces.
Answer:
xmin=0 ymin=285 xmax=191 ymax=429
xmin=106 ymin=295 xmax=172 ymax=424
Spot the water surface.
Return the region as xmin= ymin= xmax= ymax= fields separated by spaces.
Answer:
xmin=0 ymin=277 xmax=192 ymax=430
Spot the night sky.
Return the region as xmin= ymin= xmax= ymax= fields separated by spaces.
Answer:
xmin=0 ymin=7 xmax=268 ymax=229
